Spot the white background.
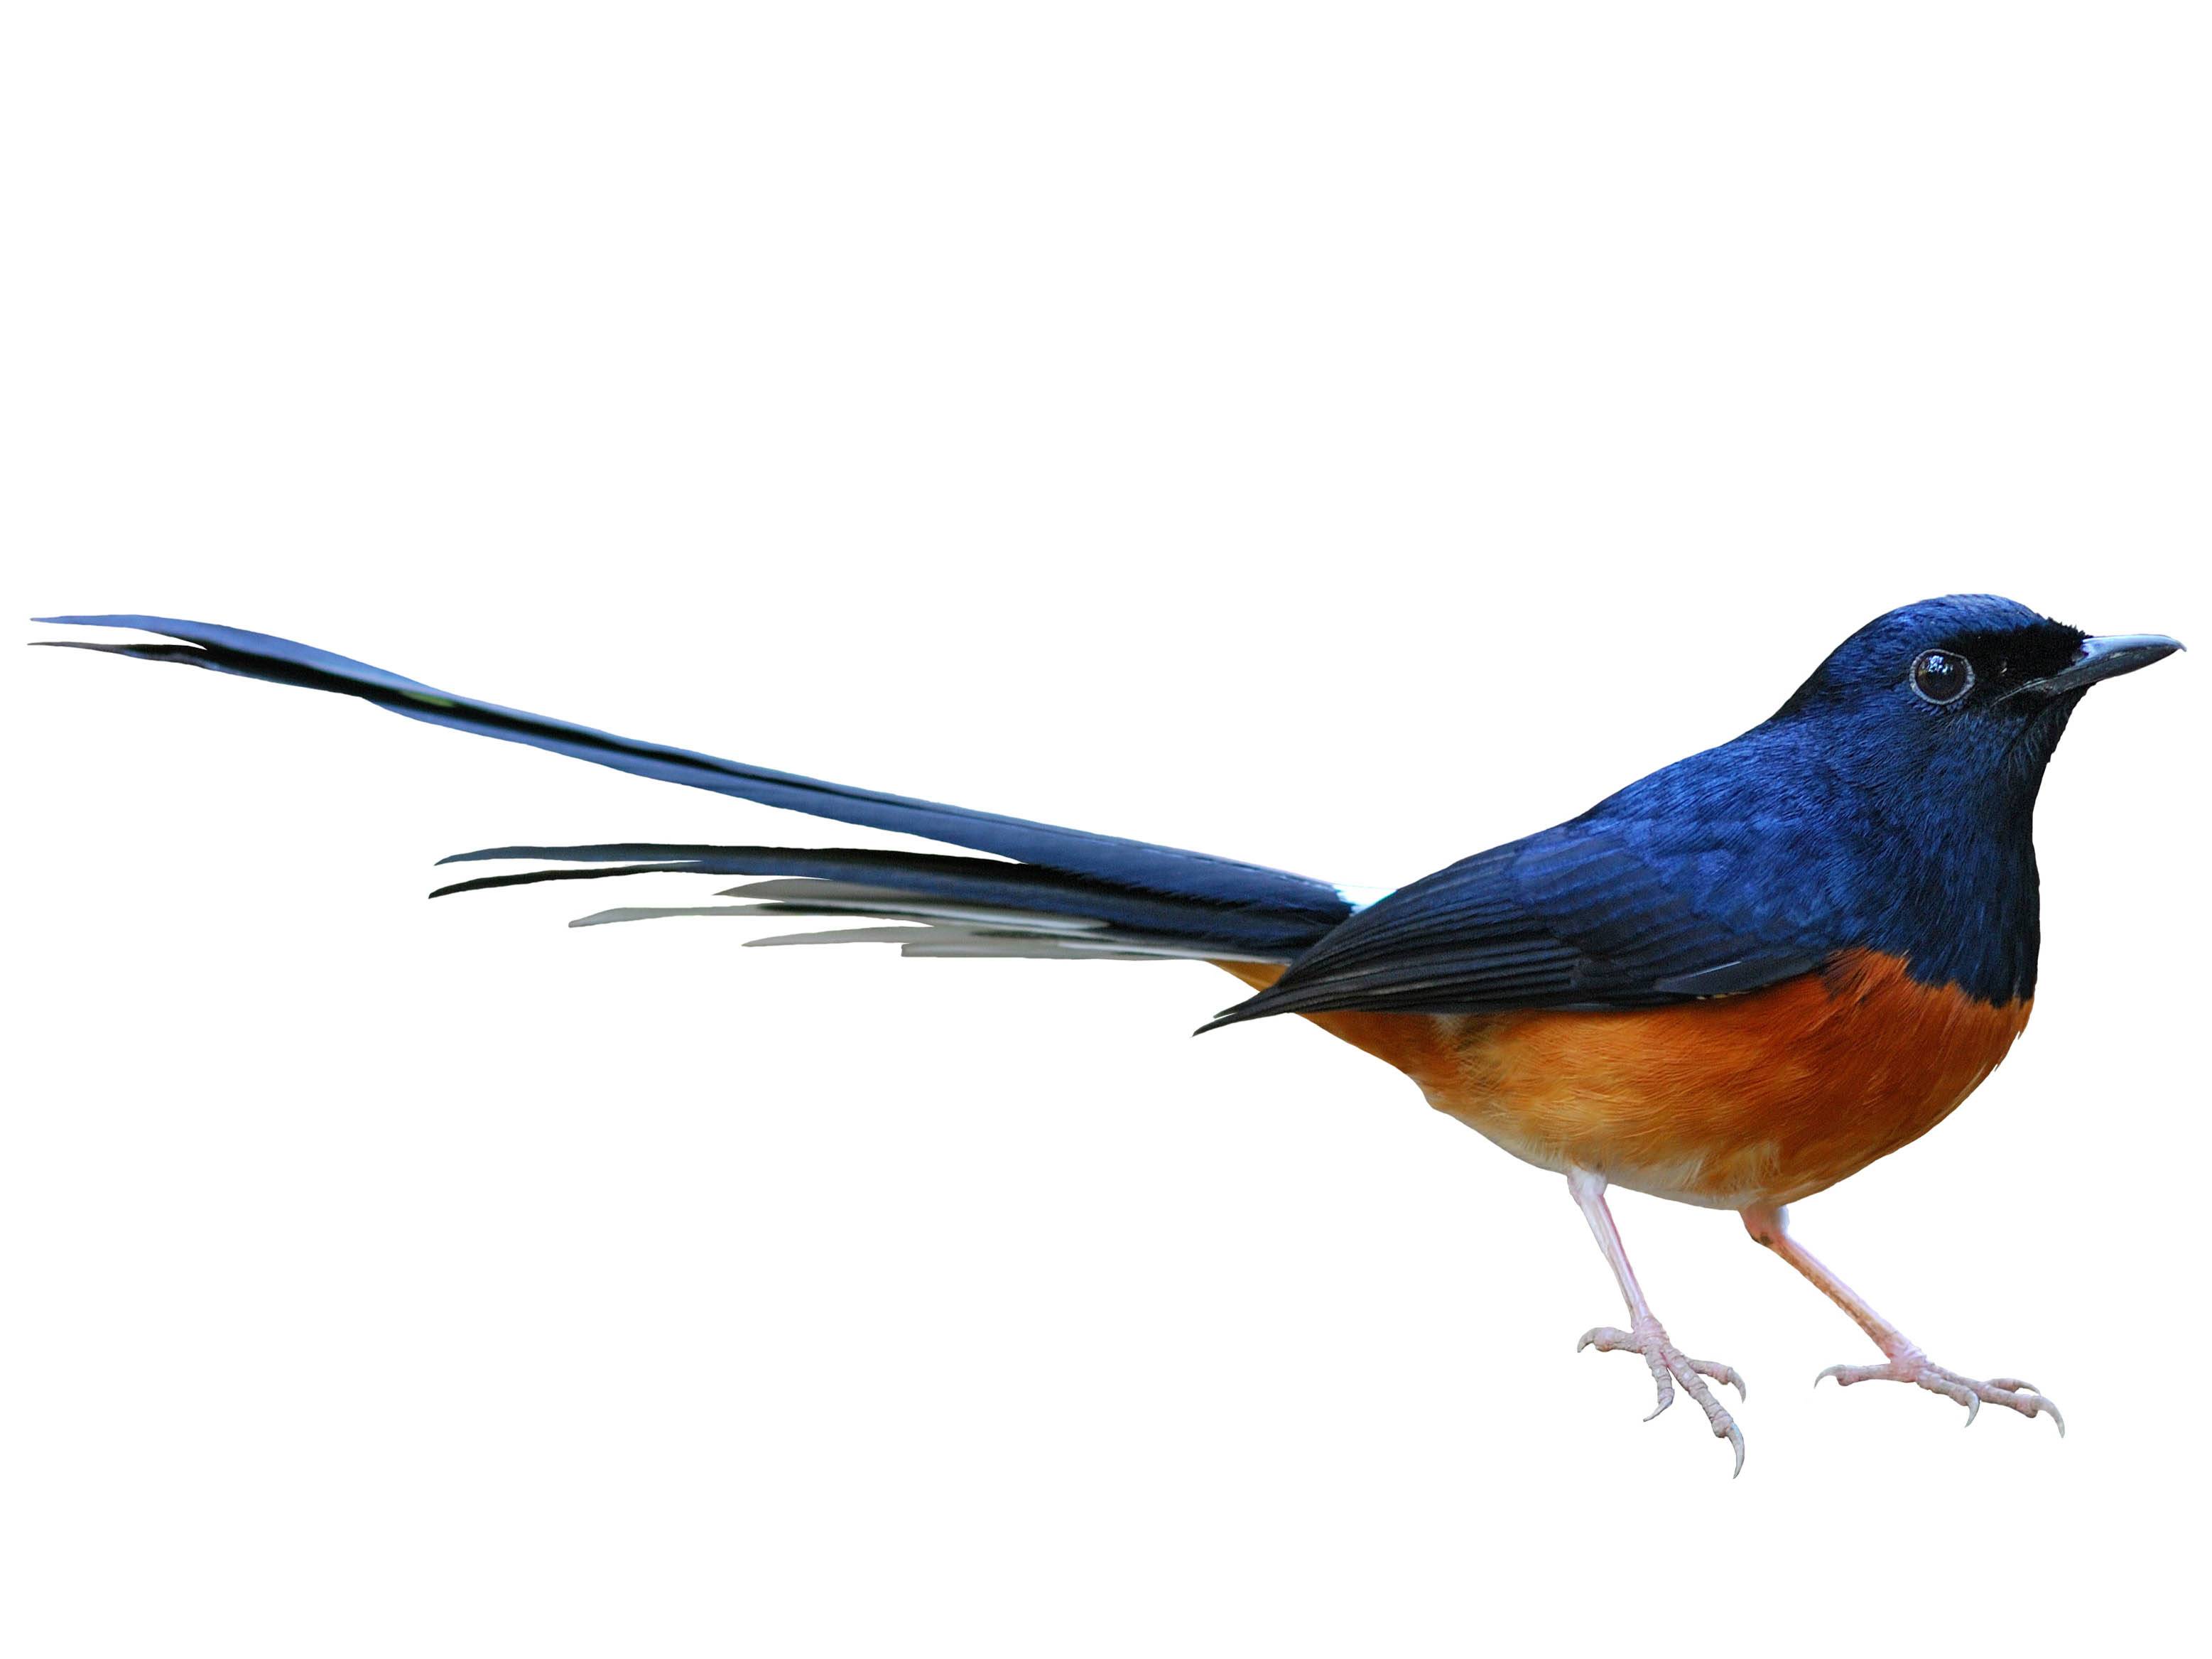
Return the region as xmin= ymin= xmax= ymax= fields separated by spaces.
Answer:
xmin=6 ymin=6 xmax=2208 ymax=1655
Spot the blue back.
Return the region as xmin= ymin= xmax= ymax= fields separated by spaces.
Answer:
xmin=40 ymin=598 xmax=2145 ymax=1022
xmin=1215 ymin=596 xmax=2093 ymax=1025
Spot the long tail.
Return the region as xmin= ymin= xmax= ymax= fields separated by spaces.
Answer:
xmin=36 ymin=615 xmax=1354 ymax=963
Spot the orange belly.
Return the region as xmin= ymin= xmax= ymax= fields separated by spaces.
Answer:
xmin=1217 ymin=950 xmax=2029 ymax=1208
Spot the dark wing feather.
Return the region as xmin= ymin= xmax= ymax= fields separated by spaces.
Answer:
xmin=1202 ymin=825 xmax=1826 ymax=1028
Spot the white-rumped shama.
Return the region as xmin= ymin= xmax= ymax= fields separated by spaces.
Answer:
xmin=37 ymin=594 xmax=2183 ymax=1473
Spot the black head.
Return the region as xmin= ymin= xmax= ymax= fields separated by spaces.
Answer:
xmin=1774 ymin=594 xmax=2181 ymax=809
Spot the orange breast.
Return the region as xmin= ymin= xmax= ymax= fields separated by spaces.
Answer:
xmin=1216 ymin=951 xmax=2029 ymax=1208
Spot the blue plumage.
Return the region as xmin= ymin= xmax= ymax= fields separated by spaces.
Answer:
xmin=34 ymin=598 xmax=2174 ymax=1016
xmin=35 ymin=614 xmax=1350 ymax=934
xmin=36 ymin=594 xmax=2184 ymax=1469
xmin=1209 ymin=596 xmax=2140 ymax=1023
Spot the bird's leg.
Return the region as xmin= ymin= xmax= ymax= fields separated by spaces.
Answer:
xmin=1740 ymin=1204 xmax=2063 ymax=1434
xmin=1567 ymin=1166 xmax=1747 ymax=1475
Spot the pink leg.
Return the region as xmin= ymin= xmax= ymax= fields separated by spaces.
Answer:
xmin=1741 ymin=1204 xmax=2063 ymax=1435
xmin=1569 ymin=1167 xmax=1747 ymax=1475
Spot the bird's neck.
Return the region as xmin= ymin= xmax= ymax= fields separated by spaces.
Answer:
xmin=1830 ymin=735 xmax=2053 ymax=1008
xmin=1870 ymin=812 xmax=2041 ymax=1006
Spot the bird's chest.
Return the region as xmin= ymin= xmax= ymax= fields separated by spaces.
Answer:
xmin=1272 ymin=951 xmax=2032 ymax=1209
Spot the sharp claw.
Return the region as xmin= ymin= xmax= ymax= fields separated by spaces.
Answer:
xmin=1815 ymin=1356 xmax=2066 ymax=1439
xmin=1578 ymin=1317 xmax=1742 ymax=1471
xmin=1644 ymin=1368 xmax=1676 ymax=1422
xmin=1688 ymin=1358 xmax=1747 ymax=1400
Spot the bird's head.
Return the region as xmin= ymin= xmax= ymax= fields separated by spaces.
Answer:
xmin=1772 ymin=594 xmax=2181 ymax=811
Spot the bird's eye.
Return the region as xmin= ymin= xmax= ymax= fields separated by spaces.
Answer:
xmin=1910 ymin=649 xmax=1975 ymax=706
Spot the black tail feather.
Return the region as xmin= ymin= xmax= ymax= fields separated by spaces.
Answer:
xmin=37 ymin=617 xmax=1355 ymax=969
xmin=433 ymin=843 xmax=1339 ymax=961
xmin=36 ymin=615 xmax=1349 ymax=922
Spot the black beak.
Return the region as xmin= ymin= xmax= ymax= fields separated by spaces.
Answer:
xmin=2030 ymin=632 xmax=2185 ymax=696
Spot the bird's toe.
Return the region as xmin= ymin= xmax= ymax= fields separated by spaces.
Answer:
xmin=1811 ymin=1355 xmax=2064 ymax=1436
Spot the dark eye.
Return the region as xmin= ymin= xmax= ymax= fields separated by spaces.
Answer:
xmin=1911 ymin=649 xmax=1975 ymax=706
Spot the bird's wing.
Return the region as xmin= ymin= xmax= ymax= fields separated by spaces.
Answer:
xmin=1202 ymin=820 xmax=1832 ymax=1027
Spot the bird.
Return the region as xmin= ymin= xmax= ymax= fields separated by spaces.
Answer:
xmin=33 ymin=595 xmax=2181 ymax=1474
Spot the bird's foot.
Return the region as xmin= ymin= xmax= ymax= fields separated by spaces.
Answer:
xmin=1815 ymin=1350 xmax=2064 ymax=1436
xmin=1578 ymin=1315 xmax=1747 ymax=1475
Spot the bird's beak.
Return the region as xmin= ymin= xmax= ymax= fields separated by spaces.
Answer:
xmin=2029 ymin=632 xmax=2185 ymax=696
